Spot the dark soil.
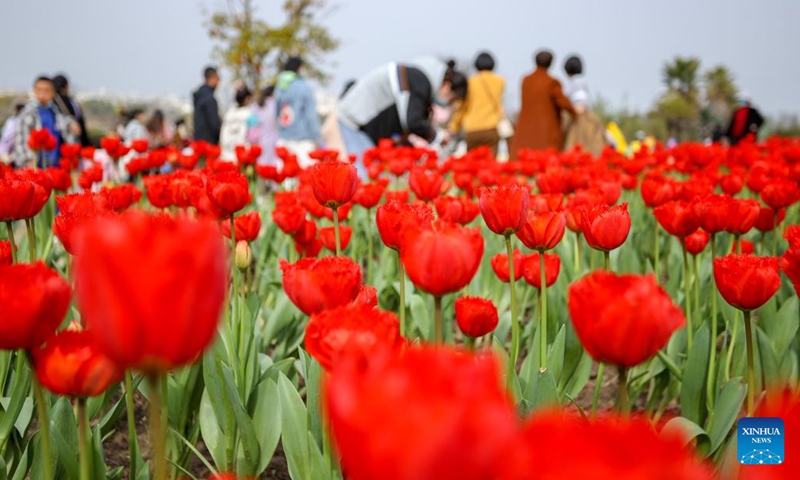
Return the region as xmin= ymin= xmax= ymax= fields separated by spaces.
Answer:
xmin=102 ymin=393 xmax=291 ymax=479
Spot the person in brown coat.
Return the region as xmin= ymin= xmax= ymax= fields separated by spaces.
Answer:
xmin=508 ymin=50 xmax=576 ymax=158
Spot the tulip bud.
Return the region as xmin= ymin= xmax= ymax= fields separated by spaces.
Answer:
xmin=235 ymin=240 xmax=252 ymax=271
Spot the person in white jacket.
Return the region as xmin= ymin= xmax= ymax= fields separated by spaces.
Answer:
xmin=220 ymin=86 xmax=255 ymax=161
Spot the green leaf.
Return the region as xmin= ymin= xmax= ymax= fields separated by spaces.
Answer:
xmin=562 ymin=351 xmax=593 ymax=400
xmin=278 ymin=373 xmax=312 ymax=480
xmin=409 ymin=294 xmax=432 ymax=340
xmin=661 ymin=416 xmax=710 ymax=455
xmin=546 ymin=325 xmax=566 ymax=383
xmin=199 ymin=392 xmax=226 ymax=470
xmin=202 ymin=339 xmax=237 ymax=467
xmin=47 ymin=397 xmax=80 ymax=480
xmin=220 ymin=367 xmax=260 ymax=475
xmin=771 ymin=296 xmax=799 ymax=355
xmin=523 ymin=368 xmax=560 ymax=413
xmin=253 ymin=377 xmax=282 ymax=474
xmin=0 ymin=360 xmax=32 ymax=446
xmin=707 ymin=379 xmax=746 ymax=454
xmin=91 ymin=425 xmax=108 ymax=480
xmin=757 ymin=328 xmax=780 ymax=389
xmin=680 ymin=325 xmax=710 ymax=425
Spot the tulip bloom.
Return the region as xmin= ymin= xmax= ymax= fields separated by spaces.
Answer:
xmin=353 ymin=285 xmax=378 ymax=308
xmin=490 ymin=249 xmax=523 ymax=283
xmin=206 ymin=171 xmax=252 ymax=217
xmin=521 ymin=252 xmax=560 ymax=289
xmin=684 ymin=229 xmax=711 ymax=256
xmin=691 ymin=194 xmax=732 ymax=235
xmin=0 ymin=240 xmax=11 ymax=265
xmin=761 ymin=179 xmax=800 ymax=210
xmin=408 ymin=167 xmax=444 ymax=201
xmin=305 ymin=304 xmax=402 ymax=370
xmin=516 ymin=211 xmax=566 ymax=251
xmin=713 ymin=254 xmax=781 ymax=415
xmin=479 ymin=185 xmax=529 ymax=236
xmin=354 ymin=179 xmax=389 ymax=209
xmin=0 ymin=262 xmax=71 ymax=350
xmin=46 ymin=167 xmax=72 ymax=192
xmin=782 ymin=227 xmax=800 ymax=297
xmin=500 ymin=411 xmax=715 ymax=480
xmin=0 ymin=176 xmax=46 ymax=222
xmin=568 ymin=271 xmax=685 ymax=368
xmin=32 ymin=330 xmax=124 ymax=397
xmin=376 ymin=201 xmax=434 ymax=251
xmin=754 ymin=206 xmax=785 ymax=233
xmin=454 ymin=296 xmax=499 ymax=338
xmin=221 ymin=211 xmax=261 ymax=242
xmin=640 ymin=175 xmax=675 ymax=208
xmin=309 ymin=159 xmax=359 ymax=208
xmin=102 ymin=184 xmax=142 ymax=212
xmin=725 ymin=198 xmax=760 ymax=235
xmin=272 ymin=205 xmax=307 ymax=235
xmin=325 ymin=346 xmax=517 ymax=480
xmin=581 ymin=203 xmax=631 ymax=252
xmin=653 ymin=201 xmax=699 ymax=238
xmin=72 ymin=212 xmax=227 ymax=372
xmin=319 ymin=226 xmax=352 ymax=252
xmin=281 ymin=256 xmax=362 ymax=315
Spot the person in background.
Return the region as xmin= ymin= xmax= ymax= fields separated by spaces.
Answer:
xmin=193 ymin=66 xmax=222 ymax=145
xmin=275 ymin=56 xmax=321 ymax=169
xmin=337 ymin=56 xmax=468 ymax=164
xmin=726 ymin=97 xmax=764 ymax=145
xmin=509 ymin=50 xmax=576 ymax=157
xmin=14 ymin=76 xmax=78 ymax=167
xmin=146 ymin=109 xmax=173 ymax=149
xmin=0 ymin=102 xmax=25 ymax=165
xmin=247 ymin=85 xmax=279 ymax=166
xmin=562 ymin=55 xmax=605 ymax=156
xmin=173 ymin=118 xmax=190 ymax=149
xmin=220 ymin=86 xmax=254 ymax=161
xmin=122 ymin=109 xmax=148 ymax=143
xmin=53 ymin=74 xmax=91 ymax=147
xmin=448 ymin=52 xmax=506 ymax=155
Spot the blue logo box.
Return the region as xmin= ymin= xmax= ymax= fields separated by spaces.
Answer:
xmin=738 ymin=417 xmax=785 ymax=465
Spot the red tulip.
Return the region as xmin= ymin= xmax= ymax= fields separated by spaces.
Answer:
xmin=581 ymin=203 xmax=631 ymax=252
xmin=353 ymin=285 xmax=378 ymax=308
xmin=684 ymin=229 xmax=711 ymax=256
xmin=755 ymin=206 xmax=786 ymax=233
xmin=221 ymin=211 xmax=261 ymax=242
xmin=55 ymin=191 xmax=112 ymax=216
xmin=640 ymin=175 xmax=675 ymax=208
xmin=206 ymin=171 xmax=252 ymax=217
xmin=479 ymin=185 xmax=530 ymax=236
xmin=54 ymin=213 xmax=110 ymax=255
xmin=516 ymin=211 xmax=566 ymax=251
xmin=295 ymin=237 xmax=323 ymax=258
xmin=568 ymin=271 xmax=685 ymax=367
xmin=376 ymin=201 xmax=434 ymax=251
xmin=46 ymin=167 xmax=72 ymax=192
xmin=0 ymin=241 xmax=10 ymax=265
xmin=144 ymin=175 xmax=175 ymax=209
xmin=490 ymin=249 xmax=523 ymax=283
xmin=100 ymin=136 xmax=127 ymax=159
xmin=732 ymin=238 xmax=755 ymax=255
xmin=292 ymin=219 xmax=317 ymax=245
xmin=235 ymin=145 xmax=262 ymax=165
xmin=529 ymin=193 xmax=565 ymax=213
xmin=27 ymin=128 xmax=56 ymax=151
xmin=310 ymin=159 xmax=359 ymax=208
xmin=32 ymin=329 xmax=124 ymax=397
xmin=720 ymin=173 xmax=744 ymax=196
xmin=520 ymin=252 xmax=561 ymax=289
xmin=255 ymin=164 xmax=285 ymax=183
xmin=0 ymin=178 xmax=37 ymax=222
xmin=725 ymin=198 xmax=761 ymax=235
xmin=454 ymin=297 xmax=499 ymax=338
xmin=653 ymin=201 xmax=699 ymax=238
xmin=326 ymin=345 xmax=517 ymax=480
xmin=400 ymin=221 xmax=484 ymax=296
xmin=272 ymin=204 xmax=307 ymax=235
xmin=305 ymin=304 xmax=402 ymax=370
xmin=761 ymin=179 xmax=800 ymax=210
xmin=0 ymin=262 xmax=71 ymax=350
xmin=500 ymin=411 xmax=715 ymax=480
xmin=434 ymin=196 xmax=465 ymax=223
xmin=73 ymin=212 xmax=227 ymax=372
xmin=102 ymin=184 xmax=142 ymax=211
xmin=714 ymin=254 xmax=781 ymax=311
xmin=408 ymin=167 xmax=444 ymax=201
xmin=385 ymin=189 xmax=410 ymax=204
xmin=690 ymin=194 xmax=732 ymax=234
xmin=319 ymin=226 xmax=352 ymax=252
xmin=354 ymin=179 xmax=389 ymax=209
xmin=281 ymin=256 xmax=362 ymax=315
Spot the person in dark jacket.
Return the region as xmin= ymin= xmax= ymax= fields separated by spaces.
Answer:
xmin=726 ymin=99 xmax=764 ymax=145
xmin=53 ymin=74 xmax=91 ymax=147
xmin=193 ymin=66 xmax=222 ymax=144
xmin=337 ymin=56 xmax=468 ymax=162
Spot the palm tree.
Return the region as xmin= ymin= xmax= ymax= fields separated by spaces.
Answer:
xmin=704 ymin=65 xmax=739 ymax=122
xmin=662 ymin=57 xmax=701 ymax=101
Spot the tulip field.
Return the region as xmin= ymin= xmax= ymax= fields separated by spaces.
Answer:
xmin=3 ymin=136 xmax=800 ymax=479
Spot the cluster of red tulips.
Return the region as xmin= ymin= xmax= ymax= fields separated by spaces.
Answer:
xmin=2 ymin=133 xmax=800 ymax=479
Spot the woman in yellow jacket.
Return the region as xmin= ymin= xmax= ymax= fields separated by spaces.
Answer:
xmin=449 ymin=52 xmax=506 ymax=156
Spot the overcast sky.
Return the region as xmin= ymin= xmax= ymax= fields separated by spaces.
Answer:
xmin=2 ymin=0 xmax=799 ymax=116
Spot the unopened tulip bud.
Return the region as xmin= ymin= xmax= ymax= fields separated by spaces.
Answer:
xmin=235 ymin=240 xmax=251 ymax=271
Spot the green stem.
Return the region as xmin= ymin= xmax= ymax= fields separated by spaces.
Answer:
xmin=398 ymin=256 xmax=406 ymax=337
xmin=434 ymin=295 xmax=443 ymax=343
xmin=148 ymin=373 xmax=168 ymax=480
xmin=773 ymin=215 xmax=779 ymax=256
xmin=725 ymin=310 xmax=740 ymax=381
xmin=743 ymin=310 xmax=756 ymax=416
xmin=618 ymin=366 xmax=630 ymax=414
xmin=124 ymin=372 xmax=138 ymax=480
xmin=654 ymin=220 xmax=660 ymax=280
xmin=465 ymin=336 xmax=476 ymax=351
xmin=656 ymin=350 xmax=683 ymax=381
xmin=574 ymin=232 xmax=582 ymax=277
xmin=539 ymin=249 xmax=548 ymax=370
xmin=31 ymin=362 xmax=53 ymax=480
xmin=591 ymin=363 xmax=605 ymax=417
xmin=693 ymin=255 xmax=700 ymax=321
xmin=734 ymin=234 xmax=740 ymax=254
xmin=0 ymin=351 xmax=26 ymax=452
xmin=506 ymin=236 xmax=520 ymax=384
xmin=683 ymin=244 xmax=693 ymax=350
xmin=5 ymin=221 xmax=17 ymax=264
xmin=708 ymin=235 xmax=718 ymax=408
xmin=78 ymin=398 xmax=91 ymax=480
xmin=604 ymin=250 xmax=610 ymax=271
xmin=332 ymin=207 xmax=342 ymax=256
xmin=366 ymin=209 xmax=373 ymax=284
xmin=25 ymin=218 xmax=36 ymax=262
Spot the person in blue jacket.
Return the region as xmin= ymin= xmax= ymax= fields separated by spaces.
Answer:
xmin=275 ymin=56 xmax=321 ymax=169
